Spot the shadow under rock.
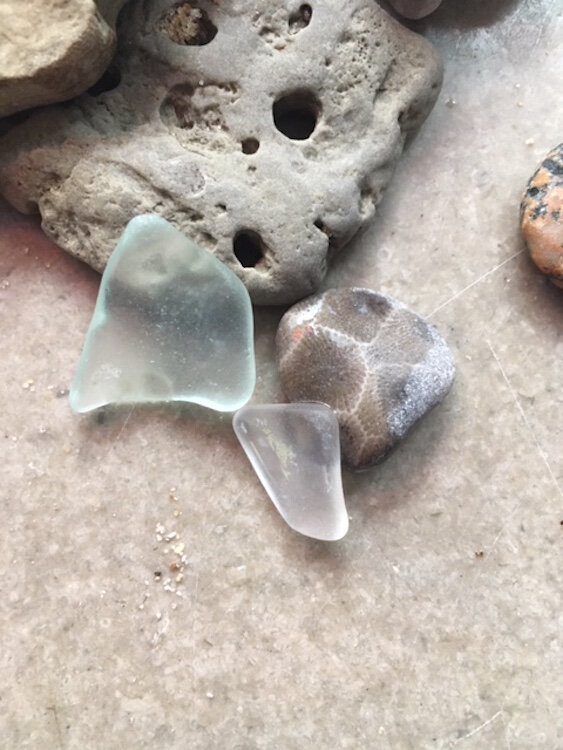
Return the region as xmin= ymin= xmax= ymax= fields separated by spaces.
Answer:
xmin=490 ymin=231 xmax=563 ymax=332
xmin=342 ymin=389 xmax=458 ymax=520
xmin=405 ymin=0 xmax=522 ymax=30
xmin=253 ymin=303 xmax=286 ymax=339
xmin=510 ymin=246 xmax=563 ymax=330
xmin=0 ymin=197 xmax=100 ymax=295
xmin=0 ymin=109 xmax=35 ymax=138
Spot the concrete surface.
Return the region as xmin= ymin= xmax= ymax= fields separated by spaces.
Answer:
xmin=0 ymin=0 xmax=561 ymax=747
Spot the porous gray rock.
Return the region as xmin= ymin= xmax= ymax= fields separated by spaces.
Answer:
xmin=386 ymin=0 xmax=443 ymax=19
xmin=0 ymin=0 xmax=128 ymax=117
xmin=0 ymin=0 xmax=442 ymax=305
xmin=276 ymin=288 xmax=455 ymax=470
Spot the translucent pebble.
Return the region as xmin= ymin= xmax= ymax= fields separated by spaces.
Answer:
xmin=70 ymin=215 xmax=255 ymax=413
xmin=233 ymin=403 xmax=349 ymax=541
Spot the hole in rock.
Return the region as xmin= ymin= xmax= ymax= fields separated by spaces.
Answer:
xmin=160 ymin=83 xmax=196 ymax=128
xmin=200 ymin=231 xmax=217 ymax=247
xmin=273 ymin=90 xmax=320 ymax=140
xmin=288 ymin=4 xmax=312 ymax=34
xmin=398 ymin=104 xmax=422 ymax=134
xmin=88 ymin=64 xmax=121 ymax=96
xmin=158 ymin=2 xmax=217 ymax=46
xmin=241 ymin=138 xmax=260 ymax=155
xmin=313 ymin=218 xmax=339 ymax=260
xmin=24 ymin=199 xmax=39 ymax=214
xmin=359 ymin=185 xmax=378 ymax=217
xmin=233 ymin=230 xmax=265 ymax=268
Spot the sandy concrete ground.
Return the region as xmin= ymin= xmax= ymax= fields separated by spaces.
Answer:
xmin=0 ymin=0 xmax=561 ymax=747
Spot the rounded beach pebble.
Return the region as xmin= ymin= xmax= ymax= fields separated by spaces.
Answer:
xmin=520 ymin=143 xmax=563 ymax=288
xmin=0 ymin=0 xmax=127 ymax=117
xmin=386 ymin=0 xmax=443 ymax=20
xmin=276 ymin=288 xmax=455 ymax=470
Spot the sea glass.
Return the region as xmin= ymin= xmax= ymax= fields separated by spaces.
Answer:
xmin=233 ymin=403 xmax=349 ymax=541
xmin=70 ymin=215 xmax=255 ymax=413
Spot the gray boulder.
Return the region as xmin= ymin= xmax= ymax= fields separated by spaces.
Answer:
xmin=0 ymin=0 xmax=442 ymax=305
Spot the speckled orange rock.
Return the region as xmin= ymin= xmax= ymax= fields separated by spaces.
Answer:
xmin=520 ymin=144 xmax=563 ymax=288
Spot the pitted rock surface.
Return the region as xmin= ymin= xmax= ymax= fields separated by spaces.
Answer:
xmin=520 ymin=143 xmax=563 ymax=289
xmin=0 ymin=0 xmax=442 ymax=305
xmin=0 ymin=0 xmax=127 ymax=117
xmin=386 ymin=0 xmax=443 ymax=20
xmin=276 ymin=288 xmax=455 ymax=469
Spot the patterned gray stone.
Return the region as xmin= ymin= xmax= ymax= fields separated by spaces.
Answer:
xmin=276 ymin=288 xmax=455 ymax=469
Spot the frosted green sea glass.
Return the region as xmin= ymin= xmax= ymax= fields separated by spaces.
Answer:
xmin=70 ymin=215 xmax=255 ymax=413
xmin=233 ymin=403 xmax=349 ymax=541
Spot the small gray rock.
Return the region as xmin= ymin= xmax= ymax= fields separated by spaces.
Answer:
xmin=0 ymin=0 xmax=442 ymax=305
xmin=276 ymin=288 xmax=455 ymax=470
xmin=0 ymin=0 xmax=127 ymax=117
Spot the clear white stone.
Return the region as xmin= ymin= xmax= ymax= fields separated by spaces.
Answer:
xmin=233 ymin=403 xmax=349 ymax=541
